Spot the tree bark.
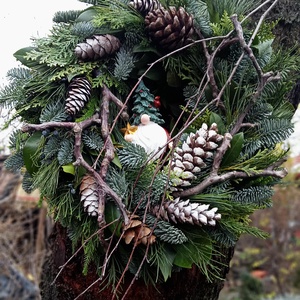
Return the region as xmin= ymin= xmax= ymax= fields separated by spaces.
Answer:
xmin=40 ymin=223 xmax=234 ymax=300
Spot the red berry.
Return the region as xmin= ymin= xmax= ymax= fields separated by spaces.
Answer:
xmin=154 ymin=96 xmax=161 ymax=108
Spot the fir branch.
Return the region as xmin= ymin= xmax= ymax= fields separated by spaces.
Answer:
xmin=232 ymin=185 xmax=273 ymax=208
xmin=146 ymin=215 xmax=188 ymax=244
xmin=92 ymin=0 xmax=144 ymax=30
xmin=258 ymin=118 xmax=294 ymax=148
xmin=53 ymin=10 xmax=83 ymax=23
xmin=4 ymin=152 xmax=24 ymax=173
xmin=118 ymin=142 xmax=148 ymax=169
xmin=82 ymin=129 xmax=104 ymax=151
xmin=22 ymin=171 xmax=35 ymax=194
xmin=113 ymin=47 xmax=135 ymax=81
xmin=39 ymin=101 xmax=68 ymax=123
xmin=71 ymin=21 xmax=98 ymax=39
xmin=57 ymin=139 xmax=74 ymax=165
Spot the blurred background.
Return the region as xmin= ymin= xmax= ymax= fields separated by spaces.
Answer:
xmin=1 ymin=1 xmax=300 ymax=299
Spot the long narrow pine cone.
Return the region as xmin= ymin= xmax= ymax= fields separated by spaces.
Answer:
xmin=130 ymin=0 xmax=163 ymax=16
xmin=153 ymin=198 xmax=221 ymax=226
xmin=65 ymin=77 xmax=92 ymax=115
xmin=75 ymin=34 xmax=121 ymax=61
xmin=145 ymin=6 xmax=195 ymax=51
xmin=79 ymin=174 xmax=99 ymax=217
xmin=170 ymin=123 xmax=225 ymax=190
xmin=122 ymin=215 xmax=156 ymax=245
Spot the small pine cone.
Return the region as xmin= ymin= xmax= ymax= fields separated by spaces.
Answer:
xmin=65 ymin=77 xmax=92 ymax=115
xmin=153 ymin=198 xmax=221 ymax=226
xmin=130 ymin=0 xmax=163 ymax=16
xmin=75 ymin=34 xmax=121 ymax=61
xmin=170 ymin=123 xmax=225 ymax=190
xmin=80 ymin=174 xmax=98 ymax=217
xmin=122 ymin=215 xmax=156 ymax=245
xmin=145 ymin=6 xmax=195 ymax=51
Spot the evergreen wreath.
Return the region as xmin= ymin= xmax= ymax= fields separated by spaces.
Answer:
xmin=1 ymin=0 xmax=300 ymax=297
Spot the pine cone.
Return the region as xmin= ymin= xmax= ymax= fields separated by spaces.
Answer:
xmin=122 ymin=215 xmax=156 ymax=245
xmin=153 ymin=198 xmax=221 ymax=226
xmin=145 ymin=6 xmax=195 ymax=51
xmin=65 ymin=77 xmax=92 ymax=115
xmin=170 ymin=123 xmax=224 ymax=190
xmin=130 ymin=0 xmax=163 ymax=16
xmin=75 ymin=34 xmax=121 ymax=61
xmin=80 ymin=174 xmax=98 ymax=217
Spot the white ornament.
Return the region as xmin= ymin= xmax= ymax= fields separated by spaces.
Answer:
xmin=125 ymin=114 xmax=168 ymax=160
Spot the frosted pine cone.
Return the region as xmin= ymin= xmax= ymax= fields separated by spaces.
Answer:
xmin=170 ymin=123 xmax=224 ymax=190
xmin=153 ymin=198 xmax=221 ymax=226
xmin=145 ymin=6 xmax=195 ymax=51
xmin=80 ymin=175 xmax=98 ymax=217
xmin=65 ymin=77 xmax=92 ymax=115
xmin=130 ymin=0 xmax=163 ymax=15
xmin=75 ymin=34 xmax=121 ymax=61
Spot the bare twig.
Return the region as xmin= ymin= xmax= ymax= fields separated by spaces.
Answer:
xmin=173 ymin=168 xmax=287 ymax=198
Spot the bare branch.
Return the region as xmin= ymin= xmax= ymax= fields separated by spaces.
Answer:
xmin=173 ymin=168 xmax=287 ymax=198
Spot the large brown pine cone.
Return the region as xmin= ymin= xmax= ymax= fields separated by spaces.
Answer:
xmin=75 ymin=34 xmax=121 ymax=61
xmin=145 ymin=6 xmax=195 ymax=51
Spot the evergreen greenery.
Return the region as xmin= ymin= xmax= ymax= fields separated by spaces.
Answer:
xmin=1 ymin=0 xmax=299 ymax=295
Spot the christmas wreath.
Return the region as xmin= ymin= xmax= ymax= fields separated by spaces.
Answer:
xmin=1 ymin=0 xmax=300 ymax=297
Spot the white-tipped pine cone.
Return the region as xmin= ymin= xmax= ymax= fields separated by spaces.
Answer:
xmin=153 ymin=198 xmax=221 ymax=226
xmin=75 ymin=34 xmax=121 ymax=61
xmin=130 ymin=0 xmax=163 ymax=15
xmin=65 ymin=77 xmax=92 ymax=115
xmin=80 ymin=175 xmax=98 ymax=217
xmin=170 ymin=123 xmax=224 ymax=190
xmin=145 ymin=6 xmax=195 ymax=51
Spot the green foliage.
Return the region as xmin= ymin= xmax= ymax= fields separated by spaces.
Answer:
xmin=53 ymin=10 xmax=83 ymax=23
xmin=22 ymin=171 xmax=35 ymax=194
xmin=117 ymin=142 xmax=148 ymax=169
xmin=1 ymin=0 xmax=299 ymax=293
xmin=146 ymin=214 xmax=188 ymax=244
xmin=92 ymin=0 xmax=143 ymax=30
xmin=57 ymin=139 xmax=74 ymax=165
xmin=185 ymin=0 xmax=212 ymax=36
xmin=4 ymin=152 xmax=24 ymax=173
xmin=211 ymin=11 xmax=235 ymax=36
xmin=205 ymin=0 xmax=257 ymax=23
xmin=39 ymin=101 xmax=68 ymax=123
xmin=232 ymin=186 xmax=274 ymax=208
xmin=82 ymin=128 xmax=104 ymax=151
xmin=113 ymin=47 xmax=136 ymax=81
xmin=25 ymin=24 xmax=80 ymax=67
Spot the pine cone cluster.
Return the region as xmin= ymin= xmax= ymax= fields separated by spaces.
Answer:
xmin=130 ymin=0 xmax=163 ymax=16
xmin=79 ymin=174 xmax=98 ymax=217
xmin=65 ymin=77 xmax=92 ymax=115
xmin=144 ymin=6 xmax=195 ymax=51
xmin=75 ymin=34 xmax=121 ymax=62
xmin=153 ymin=198 xmax=221 ymax=226
xmin=170 ymin=123 xmax=223 ymax=190
xmin=122 ymin=215 xmax=156 ymax=245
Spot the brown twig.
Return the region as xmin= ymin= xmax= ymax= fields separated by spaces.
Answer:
xmin=173 ymin=167 xmax=287 ymax=198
